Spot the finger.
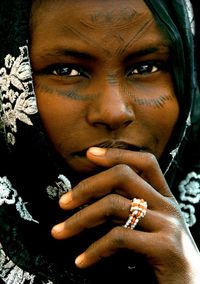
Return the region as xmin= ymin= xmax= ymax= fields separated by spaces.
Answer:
xmin=75 ymin=221 xmax=200 ymax=278
xmin=52 ymin=194 xmax=158 ymax=240
xmin=74 ymin=226 xmax=153 ymax=269
xmin=59 ymin=164 xmax=163 ymax=211
xmin=52 ymin=194 xmax=131 ymax=239
xmin=87 ymin=147 xmax=173 ymax=198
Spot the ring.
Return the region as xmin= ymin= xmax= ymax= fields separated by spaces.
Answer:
xmin=123 ymin=198 xmax=147 ymax=230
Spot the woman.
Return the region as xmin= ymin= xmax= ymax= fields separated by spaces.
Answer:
xmin=0 ymin=0 xmax=200 ymax=283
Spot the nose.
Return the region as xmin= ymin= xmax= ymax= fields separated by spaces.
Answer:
xmin=87 ymin=83 xmax=135 ymax=131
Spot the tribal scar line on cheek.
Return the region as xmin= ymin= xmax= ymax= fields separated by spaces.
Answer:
xmin=133 ymin=94 xmax=174 ymax=108
xmin=33 ymin=81 xmax=96 ymax=101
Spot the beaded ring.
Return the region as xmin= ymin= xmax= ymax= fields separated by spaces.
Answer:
xmin=124 ymin=198 xmax=147 ymax=230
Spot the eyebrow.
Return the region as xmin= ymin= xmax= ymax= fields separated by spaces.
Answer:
xmin=38 ymin=44 xmax=170 ymax=63
xmin=39 ymin=48 xmax=94 ymax=61
xmin=124 ymin=45 xmax=170 ymax=62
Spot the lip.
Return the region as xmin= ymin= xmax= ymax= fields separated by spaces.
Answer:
xmin=73 ymin=140 xmax=146 ymax=158
xmin=66 ymin=140 xmax=148 ymax=176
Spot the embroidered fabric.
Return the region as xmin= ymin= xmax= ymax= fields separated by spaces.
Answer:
xmin=0 ymin=46 xmax=37 ymax=145
xmin=178 ymin=172 xmax=200 ymax=227
xmin=0 ymin=176 xmax=39 ymax=224
xmin=46 ymin=175 xmax=72 ymax=200
xmin=0 ymin=242 xmax=54 ymax=284
xmin=0 ymin=243 xmax=36 ymax=284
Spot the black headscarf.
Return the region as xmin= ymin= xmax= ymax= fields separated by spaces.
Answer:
xmin=0 ymin=0 xmax=199 ymax=283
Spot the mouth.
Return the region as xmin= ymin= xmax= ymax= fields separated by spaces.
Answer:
xmin=73 ymin=140 xmax=146 ymax=158
xmin=65 ymin=140 xmax=148 ymax=178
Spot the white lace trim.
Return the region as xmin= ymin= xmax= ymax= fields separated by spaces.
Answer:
xmin=178 ymin=172 xmax=200 ymax=227
xmin=46 ymin=174 xmax=71 ymax=200
xmin=0 ymin=242 xmax=35 ymax=284
xmin=0 ymin=176 xmax=39 ymax=224
xmin=179 ymin=203 xmax=196 ymax=227
xmin=0 ymin=243 xmax=53 ymax=284
xmin=0 ymin=46 xmax=38 ymax=145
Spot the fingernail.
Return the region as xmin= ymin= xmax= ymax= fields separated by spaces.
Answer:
xmin=52 ymin=223 xmax=65 ymax=234
xmin=75 ymin=253 xmax=85 ymax=267
xmin=87 ymin=147 xmax=106 ymax=156
xmin=60 ymin=192 xmax=72 ymax=206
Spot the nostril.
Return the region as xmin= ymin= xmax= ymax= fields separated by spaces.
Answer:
xmin=92 ymin=115 xmax=134 ymax=131
xmin=88 ymin=103 xmax=135 ymax=129
xmin=86 ymin=85 xmax=135 ymax=130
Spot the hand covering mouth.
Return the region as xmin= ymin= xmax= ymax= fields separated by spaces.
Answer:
xmin=73 ymin=140 xmax=146 ymax=157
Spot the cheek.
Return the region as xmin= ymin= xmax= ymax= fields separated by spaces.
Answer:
xmin=35 ymin=90 xmax=86 ymax=150
xmin=156 ymin=101 xmax=179 ymax=134
xmin=132 ymin=74 xmax=179 ymax=156
xmin=147 ymin=97 xmax=179 ymax=157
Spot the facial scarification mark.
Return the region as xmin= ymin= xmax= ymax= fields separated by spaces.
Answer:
xmin=34 ymin=81 xmax=95 ymax=101
xmin=118 ymin=18 xmax=154 ymax=56
xmin=62 ymin=25 xmax=93 ymax=46
xmin=62 ymin=25 xmax=113 ymax=57
xmin=133 ymin=94 xmax=174 ymax=108
xmin=64 ymin=10 xmax=154 ymax=59
xmin=59 ymin=90 xmax=96 ymax=101
xmin=35 ymin=76 xmax=173 ymax=107
xmin=82 ymin=8 xmax=137 ymax=28
xmin=107 ymin=72 xmax=120 ymax=86
xmin=121 ymin=85 xmax=174 ymax=108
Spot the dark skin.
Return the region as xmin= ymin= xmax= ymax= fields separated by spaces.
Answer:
xmin=30 ymin=0 xmax=200 ymax=283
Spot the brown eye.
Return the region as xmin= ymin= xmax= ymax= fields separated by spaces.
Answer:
xmin=129 ymin=62 xmax=160 ymax=75
xmin=52 ymin=67 xmax=81 ymax=76
xmin=126 ymin=60 xmax=169 ymax=77
xmin=132 ymin=63 xmax=158 ymax=74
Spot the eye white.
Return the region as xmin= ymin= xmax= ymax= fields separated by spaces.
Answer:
xmin=52 ymin=67 xmax=80 ymax=76
xmin=69 ymin=69 xmax=80 ymax=76
xmin=132 ymin=64 xmax=158 ymax=74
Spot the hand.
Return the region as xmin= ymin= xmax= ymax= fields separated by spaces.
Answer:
xmin=52 ymin=147 xmax=200 ymax=283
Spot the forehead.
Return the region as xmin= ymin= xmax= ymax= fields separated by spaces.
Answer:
xmin=33 ymin=0 xmax=150 ymax=18
xmin=30 ymin=0 xmax=169 ymax=59
xmin=31 ymin=0 xmax=154 ymax=32
xmin=32 ymin=0 xmax=150 ymax=18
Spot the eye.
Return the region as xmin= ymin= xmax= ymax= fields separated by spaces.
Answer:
xmin=52 ymin=66 xmax=82 ymax=77
xmin=127 ymin=61 xmax=165 ymax=76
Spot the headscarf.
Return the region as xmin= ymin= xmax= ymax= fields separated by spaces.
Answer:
xmin=0 ymin=0 xmax=199 ymax=283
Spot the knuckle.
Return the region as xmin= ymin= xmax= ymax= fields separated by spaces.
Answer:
xmin=73 ymin=209 xmax=85 ymax=222
xmin=108 ymin=226 xmax=126 ymax=248
xmin=77 ymin=179 xmax=87 ymax=192
xmin=166 ymin=215 xmax=182 ymax=232
xmin=76 ymin=179 xmax=90 ymax=199
xmin=104 ymin=194 xmax=120 ymax=215
xmin=142 ymin=152 xmax=158 ymax=170
xmin=112 ymin=164 xmax=133 ymax=181
xmin=159 ymin=231 xmax=180 ymax=256
xmin=161 ymin=214 xmax=182 ymax=241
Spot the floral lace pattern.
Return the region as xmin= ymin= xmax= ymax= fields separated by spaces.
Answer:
xmin=46 ymin=174 xmax=72 ymax=200
xmin=0 ymin=243 xmax=53 ymax=284
xmin=0 ymin=46 xmax=38 ymax=145
xmin=0 ymin=176 xmax=39 ymax=224
xmin=0 ymin=177 xmax=17 ymax=206
xmin=179 ymin=172 xmax=200 ymax=227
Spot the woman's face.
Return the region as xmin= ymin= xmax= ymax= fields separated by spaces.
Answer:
xmin=30 ymin=0 xmax=179 ymax=174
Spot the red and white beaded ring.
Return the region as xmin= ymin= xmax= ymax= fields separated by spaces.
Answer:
xmin=124 ymin=198 xmax=147 ymax=230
